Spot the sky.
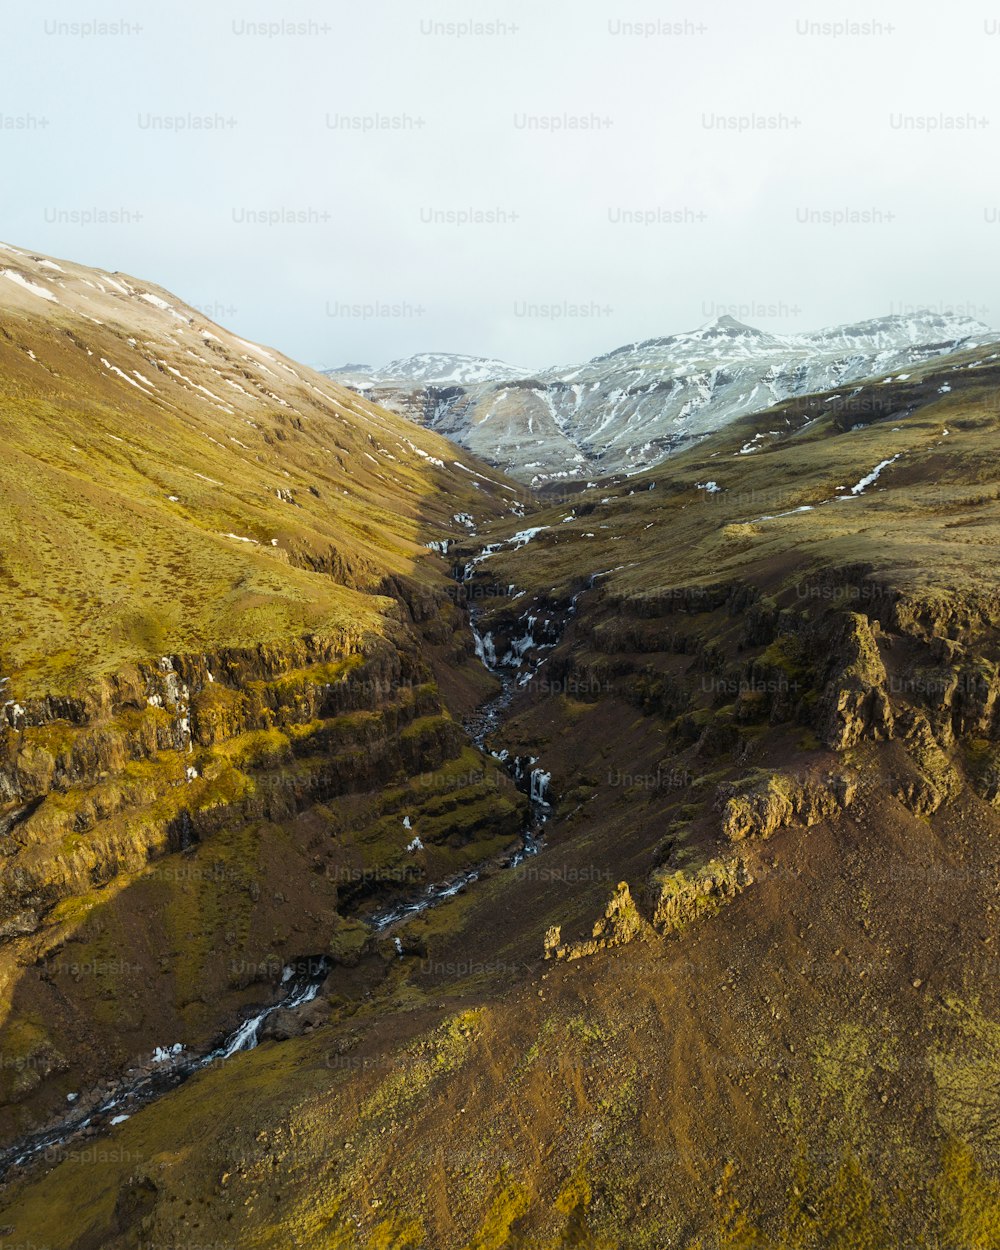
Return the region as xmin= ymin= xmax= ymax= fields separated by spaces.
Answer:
xmin=2 ymin=0 xmax=998 ymax=371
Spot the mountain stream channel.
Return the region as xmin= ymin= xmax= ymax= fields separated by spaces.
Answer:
xmin=0 ymin=548 xmax=559 ymax=1180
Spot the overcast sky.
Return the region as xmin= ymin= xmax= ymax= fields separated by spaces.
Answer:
xmin=3 ymin=0 xmax=998 ymax=370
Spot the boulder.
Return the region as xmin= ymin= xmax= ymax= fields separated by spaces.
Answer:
xmin=259 ymin=996 xmax=330 ymax=1042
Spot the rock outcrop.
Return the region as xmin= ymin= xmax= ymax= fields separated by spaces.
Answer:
xmin=819 ymin=613 xmax=894 ymax=750
xmin=717 ymin=770 xmax=858 ymax=843
xmin=646 ymin=856 xmax=754 ymax=935
xmin=892 ymin=708 xmax=964 ymax=816
xmin=544 ymin=882 xmax=647 ymax=961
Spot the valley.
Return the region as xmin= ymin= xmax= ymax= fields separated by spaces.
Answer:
xmin=1 ymin=244 xmax=1000 ymax=1248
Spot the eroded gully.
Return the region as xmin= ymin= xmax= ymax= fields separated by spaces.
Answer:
xmin=0 ymin=544 xmax=556 ymax=1181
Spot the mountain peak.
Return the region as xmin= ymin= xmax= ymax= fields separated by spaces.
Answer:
xmin=699 ymin=314 xmax=757 ymax=333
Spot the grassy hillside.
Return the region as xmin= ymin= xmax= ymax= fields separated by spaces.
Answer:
xmin=0 ymin=244 xmax=530 ymax=1164
xmin=0 ymin=241 xmax=518 ymax=696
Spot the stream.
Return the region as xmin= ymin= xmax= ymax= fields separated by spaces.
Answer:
xmin=367 ymin=605 xmax=552 ymax=931
xmin=0 ymin=553 xmax=554 ymax=1182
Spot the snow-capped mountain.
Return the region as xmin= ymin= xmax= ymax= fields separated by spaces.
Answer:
xmin=325 ymin=352 xmax=527 ymax=389
xmin=331 ymin=312 xmax=995 ymax=484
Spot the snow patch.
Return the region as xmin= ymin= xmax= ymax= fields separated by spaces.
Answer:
xmin=2 ymin=269 xmax=58 ymax=303
xmin=100 ymin=359 xmax=154 ymax=395
xmin=152 ymin=1043 xmax=184 ymax=1064
xmin=848 ymin=454 xmax=902 ymax=496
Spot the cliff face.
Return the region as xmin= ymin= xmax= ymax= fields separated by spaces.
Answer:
xmin=0 ymin=626 xmax=528 ymax=1134
xmin=0 ymin=543 xmax=531 ymax=1142
xmin=3 ymin=629 xmax=435 ymax=925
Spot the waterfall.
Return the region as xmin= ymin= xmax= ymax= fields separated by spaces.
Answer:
xmin=530 ymin=769 xmax=551 ymax=806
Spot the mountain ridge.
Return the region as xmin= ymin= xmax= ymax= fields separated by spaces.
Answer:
xmin=0 ymin=240 xmax=525 ymax=698
xmin=328 ymin=309 xmax=995 ymax=484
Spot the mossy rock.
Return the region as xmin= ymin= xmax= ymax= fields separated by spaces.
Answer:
xmin=328 ymin=916 xmax=373 ymax=967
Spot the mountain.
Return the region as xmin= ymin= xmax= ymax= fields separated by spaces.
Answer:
xmin=324 ymin=361 xmax=373 ymax=374
xmin=336 ymin=311 xmax=994 ymax=485
xmin=341 ymin=352 xmax=529 ymax=388
xmin=0 ymin=242 xmax=540 ymax=697
xmin=0 ymin=241 xmax=535 ymax=1169
xmin=8 ymin=300 xmax=1000 ymax=1248
xmin=323 ymin=351 xmax=529 ymax=413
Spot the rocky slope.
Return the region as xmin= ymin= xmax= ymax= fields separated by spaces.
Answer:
xmin=332 ymin=311 xmax=995 ymax=485
xmin=8 ymin=330 xmax=1000 ymax=1246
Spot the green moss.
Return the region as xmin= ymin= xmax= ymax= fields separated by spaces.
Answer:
xmin=269 ymin=653 xmax=365 ymax=693
xmin=931 ymin=1138 xmax=1000 ymax=1247
xmin=217 ymin=726 xmax=291 ymax=768
xmin=359 ymin=1009 xmax=485 ymax=1123
xmin=464 ymin=1180 xmax=532 ymax=1250
xmin=47 ymin=889 xmax=102 ymax=927
xmin=811 ymin=1021 xmax=897 ymax=1138
xmin=780 ymin=1153 xmax=894 ymax=1250
xmin=0 ymin=1016 xmax=61 ymax=1102
xmin=155 ymin=819 xmax=262 ymax=1009
xmin=328 ymin=915 xmax=372 ymax=965
xmin=565 ymin=1015 xmax=610 ymax=1045
xmin=930 ymin=997 xmax=1000 ymax=1148
xmin=756 ymin=635 xmax=812 ymax=683
xmin=399 ymin=713 xmax=453 ymax=742
xmin=17 ymin=718 xmax=78 ymax=758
